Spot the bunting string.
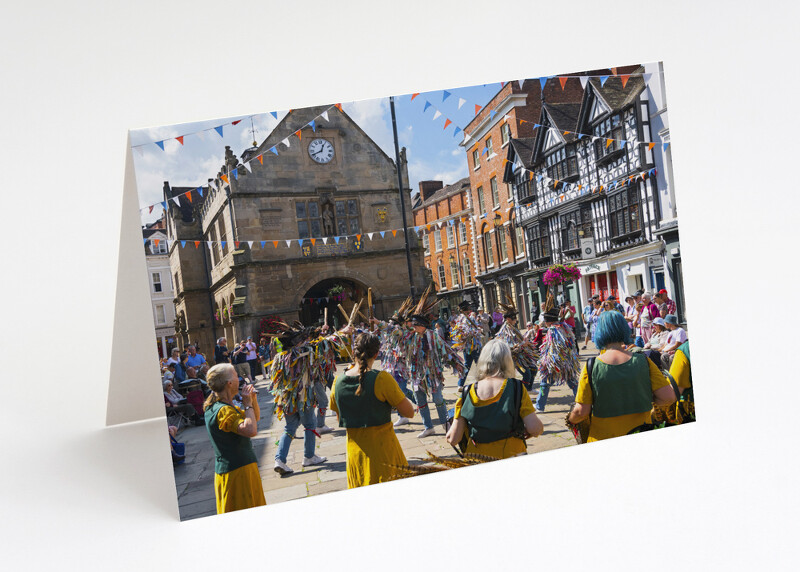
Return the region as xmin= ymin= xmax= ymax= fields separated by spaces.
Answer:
xmin=138 ymin=104 xmax=340 ymax=215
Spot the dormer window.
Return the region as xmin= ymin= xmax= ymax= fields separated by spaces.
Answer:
xmin=545 ymin=145 xmax=578 ymax=181
xmin=593 ymin=113 xmax=625 ymax=164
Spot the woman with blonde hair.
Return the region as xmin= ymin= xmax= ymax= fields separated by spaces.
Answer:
xmin=446 ymin=339 xmax=543 ymax=459
xmin=203 ymin=363 xmax=265 ymax=514
xmin=330 ymin=332 xmax=416 ymax=488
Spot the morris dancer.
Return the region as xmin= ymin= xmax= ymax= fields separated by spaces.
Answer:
xmin=495 ymin=299 xmax=539 ymax=390
xmin=399 ymin=288 xmax=465 ymax=438
xmin=534 ymin=302 xmax=581 ymax=413
xmin=373 ymin=297 xmax=416 ymax=427
xmin=267 ymin=322 xmax=340 ymax=475
xmin=450 ymin=300 xmax=483 ymax=394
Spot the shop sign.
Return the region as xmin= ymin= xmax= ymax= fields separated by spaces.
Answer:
xmin=581 ymin=261 xmax=609 ymax=274
xmin=647 ymin=255 xmax=662 ymax=267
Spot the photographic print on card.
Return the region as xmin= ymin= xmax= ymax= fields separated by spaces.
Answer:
xmin=130 ymin=61 xmax=691 ymax=521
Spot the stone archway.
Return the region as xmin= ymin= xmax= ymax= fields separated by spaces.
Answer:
xmin=297 ymin=276 xmax=373 ymax=328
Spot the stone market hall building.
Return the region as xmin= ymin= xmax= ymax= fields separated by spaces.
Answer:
xmin=164 ymin=105 xmax=427 ymax=354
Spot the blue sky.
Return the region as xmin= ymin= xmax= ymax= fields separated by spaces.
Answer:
xmin=132 ymin=81 xmax=502 ymax=225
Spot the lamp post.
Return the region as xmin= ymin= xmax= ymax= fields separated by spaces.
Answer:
xmin=493 ymin=212 xmax=503 ymax=269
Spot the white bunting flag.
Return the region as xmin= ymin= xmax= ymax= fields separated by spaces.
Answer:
xmin=322 ymin=237 xmax=328 ymax=244
xmin=367 ymin=232 xmax=374 ymax=240
xmin=504 ymin=114 xmax=510 ymax=122
xmin=518 ymin=80 xmax=524 ymax=89
xmin=580 ymin=76 xmax=588 ymax=89
xmin=463 ymin=132 xmax=471 ymax=144
xmin=320 ymin=110 xmax=329 ymax=122
xmin=172 ymin=197 xmax=180 ymax=206
xmin=282 ymin=138 xmax=291 ymax=148
xmin=243 ymin=161 xmax=252 ymax=173
xmin=458 ymin=97 xmax=466 ymax=109
xmin=285 ymin=240 xmax=291 ymax=247
xmin=247 ymin=241 xmax=253 ymax=248
xmin=437 ymin=221 xmax=443 ymax=229
xmin=643 ymin=73 xmax=652 ymax=85
xmin=433 ymin=110 xmax=442 ymax=121
xmin=206 ymin=241 xmax=213 ymax=249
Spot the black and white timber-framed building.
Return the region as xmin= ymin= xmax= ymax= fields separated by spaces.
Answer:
xmin=503 ymin=63 xmax=686 ymax=323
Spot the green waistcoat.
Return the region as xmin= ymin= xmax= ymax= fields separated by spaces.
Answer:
xmin=205 ymin=401 xmax=257 ymax=474
xmin=459 ymin=380 xmax=521 ymax=443
xmin=590 ymin=353 xmax=653 ymax=418
xmin=332 ymin=370 xmax=392 ymax=428
xmin=678 ymin=341 xmax=690 ymax=363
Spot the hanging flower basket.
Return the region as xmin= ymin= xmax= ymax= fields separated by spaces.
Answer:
xmin=542 ymin=263 xmax=582 ymax=287
xmin=327 ymin=284 xmax=347 ymax=302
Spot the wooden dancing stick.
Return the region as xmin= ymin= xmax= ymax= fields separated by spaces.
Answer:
xmin=348 ymin=299 xmax=363 ymax=326
xmin=368 ymin=288 xmax=374 ymax=321
xmin=337 ymin=304 xmax=350 ymax=324
xmin=357 ymin=310 xmax=370 ymax=323
xmin=323 ymin=307 xmax=328 ymax=327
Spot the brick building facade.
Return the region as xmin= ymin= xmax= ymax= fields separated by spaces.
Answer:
xmin=412 ymin=178 xmax=479 ymax=317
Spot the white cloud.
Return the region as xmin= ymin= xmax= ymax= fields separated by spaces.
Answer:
xmin=343 ymin=98 xmax=393 ymax=157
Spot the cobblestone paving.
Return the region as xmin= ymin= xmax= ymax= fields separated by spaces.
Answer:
xmin=173 ymin=346 xmax=599 ymax=520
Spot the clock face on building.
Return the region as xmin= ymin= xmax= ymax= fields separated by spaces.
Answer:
xmin=308 ymin=138 xmax=334 ymax=164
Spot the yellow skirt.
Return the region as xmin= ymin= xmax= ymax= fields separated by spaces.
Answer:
xmin=464 ymin=436 xmax=527 ymax=460
xmin=345 ymin=423 xmax=407 ymax=488
xmin=214 ymin=462 xmax=266 ymax=514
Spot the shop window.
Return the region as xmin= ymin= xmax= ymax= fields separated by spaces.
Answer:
xmin=501 ymin=123 xmax=511 ymax=146
xmin=458 ymin=221 xmax=467 ymax=244
xmin=490 ymin=177 xmax=500 ymax=208
xmin=463 ymin=252 xmax=472 ymax=283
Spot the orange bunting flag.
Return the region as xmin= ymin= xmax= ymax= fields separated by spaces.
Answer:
xmin=559 ymin=77 xmax=568 ymax=90
xmin=356 ymin=234 xmax=361 ymax=241
xmin=519 ymin=119 xmax=527 ymax=123
xmin=599 ymin=186 xmax=604 ymax=192
xmin=335 ymin=103 xmax=343 ymax=112
xmin=220 ymin=174 xmax=229 ymax=183
xmin=176 ymin=136 xmax=184 ymax=145
xmin=186 ymin=191 xmax=193 ymax=203
xmin=153 ymin=239 xmax=160 ymax=247
xmin=426 ymin=224 xmax=430 ymax=231
xmin=641 ymin=172 xmax=647 ymax=179
xmin=620 ymin=75 xmax=630 ymax=89
xmin=392 ymin=230 xmax=398 ymax=237
xmin=273 ymin=241 xmax=279 ymax=248
xmin=232 ymin=120 xmax=242 ymax=125
xmin=443 ymin=119 xmax=452 ymax=130
xmin=474 ymin=104 xmax=481 ymax=115
xmin=529 ymin=171 xmax=534 ymax=181
xmin=503 ymin=159 xmax=509 ymax=166
xmin=611 ymin=67 xmax=617 ymax=75
xmin=647 ymin=142 xmax=656 ymax=151
xmin=310 ymin=238 xmax=316 ymax=246
xmin=194 ymin=241 xmax=200 ymax=248
xmin=295 ymin=130 xmax=302 ymax=141
xmin=578 ymin=184 xmax=582 ymax=190
xmin=234 ymin=241 xmax=240 ymax=248
xmin=559 ymin=195 xmax=564 ymax=201
xmin=258 ymin=154 xmax=264 ymax=165
xmin=563 ymin=131 xmax=571 ymax=136
xmin=411 ymin=93 xmax=419 ymax=101
xmin=606 ymin=139 xmax=613 ymax=149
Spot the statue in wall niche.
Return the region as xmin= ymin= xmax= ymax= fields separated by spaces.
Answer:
xmin=322 ymin=200 xmax=335 ymax=236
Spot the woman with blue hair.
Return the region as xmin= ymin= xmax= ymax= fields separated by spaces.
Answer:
xmin=568 ymin=311 xmax=676 ymax=441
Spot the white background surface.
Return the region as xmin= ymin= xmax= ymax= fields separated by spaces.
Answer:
xmin=2 ymin=1 xmax=798 ymax=569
